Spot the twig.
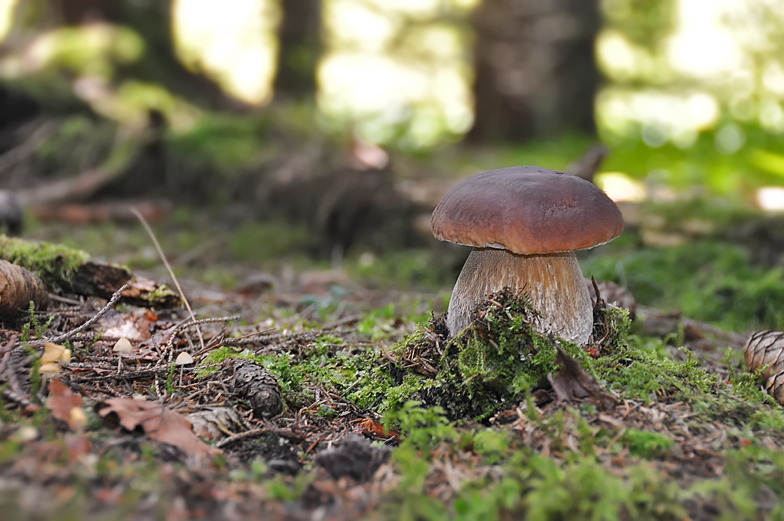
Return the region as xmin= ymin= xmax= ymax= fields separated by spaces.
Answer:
xmin=218 ymin=327 xmax=277 ymax=348
xmin=47 ymin=293 xmax=83 ymax=306
xmin=28 ymin=284 xmax=130 ymax=346
xmin=131 ymin=207 xmax=204 ymax=352
xmin=215 ymin=427 xmax=270 ymax=449
xmin=154 ymin=315 xmax=238 ymax=397
xmin=1 ymin=388 xmax=40 ymax=412
xmin=162 ymin=315 xmax=240 ymax=357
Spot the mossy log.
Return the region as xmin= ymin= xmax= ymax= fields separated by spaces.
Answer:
xmin=0 ymin=235 xmax=179 ymax=307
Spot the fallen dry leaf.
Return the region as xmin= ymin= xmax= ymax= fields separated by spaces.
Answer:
xmin=547 ymin=346 xmax=618 ymax=410
xmin=46 ymin=378 xmax=84 ymax=431
xmin=102 ymin=310 xmax=155 ymax=341
xmin=96 ymin=398 xmax=222 ymax=458
xmin=353 ymin=417 xmax=397 ymax=440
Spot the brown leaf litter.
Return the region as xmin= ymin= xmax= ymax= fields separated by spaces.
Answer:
xmin=96 ymin=398 xmax=222 ymax=458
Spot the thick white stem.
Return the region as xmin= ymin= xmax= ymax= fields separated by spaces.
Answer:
xmin=446 ymin=248 xmax=593 ymax=345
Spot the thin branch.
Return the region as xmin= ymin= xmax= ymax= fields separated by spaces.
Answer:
xmin=28 ymin=284 xmax=130 ymax=347
xmin=215 ymin=427 xmax=270 ymax=449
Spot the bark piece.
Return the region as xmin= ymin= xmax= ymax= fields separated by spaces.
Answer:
xmin=30 ymin=200 xmax=171 ymax=224
xmin=0 ymin=260 xmax=49 ymax=315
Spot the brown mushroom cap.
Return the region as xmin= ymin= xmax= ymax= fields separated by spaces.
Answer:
xmin=431 ymin=166 xmax=624 ymax=255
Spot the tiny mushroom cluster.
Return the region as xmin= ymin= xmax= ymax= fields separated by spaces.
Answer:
xmin=431 ymin=166 xmax=624 ymax=345
xmin=39 ymin=342 xmax=71 ymax=378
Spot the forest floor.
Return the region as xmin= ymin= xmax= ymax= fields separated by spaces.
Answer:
xmin=1 ymin=213 xmax=784 ymax=521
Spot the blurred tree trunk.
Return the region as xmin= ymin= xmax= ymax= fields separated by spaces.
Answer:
xmin=52 ymin=0 xmax=231 ymax=108
xmin=467 ymin=0 xmax=601 ymax=143
xmin=273 ymin=0 xmax=321 ymax=102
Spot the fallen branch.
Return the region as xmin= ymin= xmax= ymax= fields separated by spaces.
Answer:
xmin=0 ymin=236 xmax=179 ymax=307
xmin=215 ymin=427 xmax=271 ymax=449
xmin=28 ymin=284 xmax=129 ymax=347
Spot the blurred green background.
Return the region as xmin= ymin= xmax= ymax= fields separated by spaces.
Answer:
xmin=3 ymin=0 xmax=784 ymax=332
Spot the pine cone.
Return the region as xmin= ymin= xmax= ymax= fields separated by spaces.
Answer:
xmin=744 ymin=330 xmax=784 ymax=403
xmin=232 ymin=359 xmax=283 ymax=418
xmin=0 ymin=260 xmax=49 ymax=316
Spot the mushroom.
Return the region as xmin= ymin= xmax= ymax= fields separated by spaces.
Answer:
xmin=175 ymin=351 xmax=194 ymax=387
xmin=41 ymin=342 xmax=71 ymax=365
xmin=431 ymin=166 xmax=624 ymax=345
xmin=113 ymin=337 xmax=133 ymax=372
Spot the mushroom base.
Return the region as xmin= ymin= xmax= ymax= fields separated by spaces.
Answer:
xmin=446 ymin=248 xmax=594 ymax=345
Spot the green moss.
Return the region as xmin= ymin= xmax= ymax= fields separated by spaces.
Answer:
xmin=582 ymin=239 xmax=784 ymax=331
xmin=623 ymin=430 xmax=674 ymax=459
xmin=0 ymin=235 xmax=89 ymax=288
xmin=146 ymin=284 xmax=178 ymax=306
xmin=199 ymin=346 xmax=262 ymax=376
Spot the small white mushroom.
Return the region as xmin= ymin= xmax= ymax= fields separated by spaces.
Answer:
xmin=175 ymin=351 xmax=194 ymax=387
xmin=38 ymin=362 xmax=61 ymax=377
xmin=41 ymin=342 xmax=71 ymax=366
xmin=113 ymin=337 xmax=133 ymax=372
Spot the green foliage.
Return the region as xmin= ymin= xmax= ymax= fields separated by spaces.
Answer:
xmin=602 ymin=0 xmax=676 ymax=47
xmin=32 ymin=24 xmax=144 ymax=78
xmin=448 ymin=449 xmax=687 ymax=520
xmin=357 ymin=303 xmax=398 ymax=340
xmin=384 ymin=402 xmax=457 ymax=454
xmin=583 ymin=238 xmax=784 ymax=331
xmin=166 ymin=362 xmax=176 ymax=396
xmin=622 ymin=430 xmax=673 ymax=459
xmin=592 ymin=334 xmax=716 ymax=403
xmin=168 ymin=114 xmax=271 ymax=172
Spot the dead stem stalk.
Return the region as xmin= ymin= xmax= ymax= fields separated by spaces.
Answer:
xmin=131 ymin=207 xmax=205 ymax=352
